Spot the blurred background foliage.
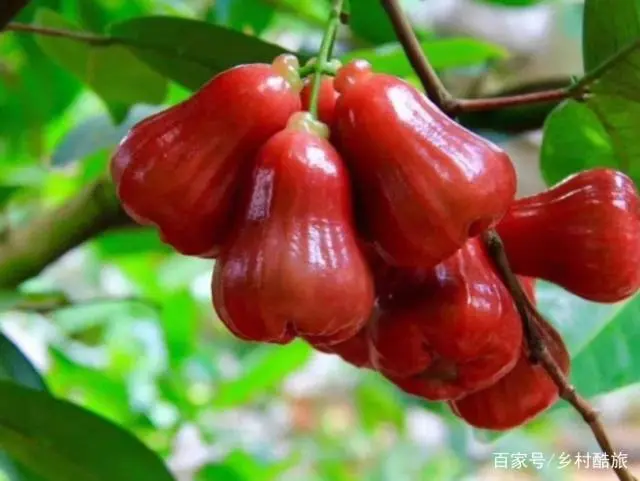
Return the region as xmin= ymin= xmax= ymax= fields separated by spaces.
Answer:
xmin=1 ymin=0 xmax=640 ymax=480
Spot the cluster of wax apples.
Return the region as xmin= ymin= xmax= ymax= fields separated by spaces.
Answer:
xmin=111 ymin=54 xmax=640 ymax=431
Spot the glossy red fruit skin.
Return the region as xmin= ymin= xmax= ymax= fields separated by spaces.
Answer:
xmin=311 ymin=321 xmax=374 ymax=368
xmin=449 ymin=313 xmax=570 ymax=431
xmin=301 ymin=75 xmax=338 ymax=127
xmin=333 ymin=60 xmax=517 ymax=267
xmin=212 ymin=125 xmax=375 ymax=345
xmin=496 ymin=168 xmax=640 ymax=303
xmin=368 ymin=238 xmax=523 ymax=401
xmin=111 ymin=63 xmax=302 ymax=257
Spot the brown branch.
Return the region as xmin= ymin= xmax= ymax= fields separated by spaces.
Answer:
xmin=381 ymin=0 xmax=569 ymax=116
xmin=381 ymin=3 xmax=639 ymax=117
xmin=0 ymin=178 xmax=127 ymax=289
xmin=457 ymin=77 xmax=573 ymax=133
xmin=483 ymin=231 xmax=637 ymax=481
xmin=380 ymin=0 xmax=455 ymax=112
xmin=0 ymin=0 xmax=30 ymax=31
xmin=11 ymin=292 xmax=160 ymax=314
xmin=381 ymin=2 xmax=637 ymax=480
xmin=453 ymin=88 xmax=570 ymax=114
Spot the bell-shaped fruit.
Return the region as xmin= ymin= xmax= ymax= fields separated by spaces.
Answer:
xmin=311 ymin=321 xmax=373 ymax=369
xmin=212 ymin=112 xmax=375 ymax=345
xmin=368 ymin=238 xmax=523 ymax=401
xmin=449 ymin=314 xmax=570 ymax=431
xmin=496 ymin=168 xmax=640 ymax=303
xmin=301 ymin=75 xmax=339 ymax=128
xmin=111 ymin=54 xmax=303 ymax=257
xmin=333 ymin=60 xmax=517 ymax=267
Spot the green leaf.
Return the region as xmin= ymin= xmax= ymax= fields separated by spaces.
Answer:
xmin=355 ymin=373 xmax=406 ymax=432
xmin=342 ymin=38 xmax=508 ymax=77
xmin=33 ymin=8 xmax=167 ymax=110
xmin=0 ymin=453 xmax=46 ymax=481
xmin=0 ymin=36 xmax=80 ymax=155
xmin=213 ymin=341 xmax=312 ymax=408
xmin=276 ymin=0 xmax=329 ymax=25
xmin=76 ymin=0 xmax=112 ymax=33
xmin=0 ymin=292 xmax=22 ymax=313
xmin=48 ymin=349 xmax=133 ymax=426
xmin=536 ymin=281 xmax=621 ymax=356
xmin=0 ymin=322 xmax=48 ymax=481
xmin=197 ymin=451 xmax=295 ymax=481
xmin=52 ymin=105 xmax=164 ymax=166
xmin=215 ymin=0 xmax=275 ymax=35
xmin=585 ymin=45 xmax=640 ymax=182
xmin=0 ymin=186 xmax=25 ymax=207
xmin=542 ymin=40 xmax=640 ymax=187
xmin=109 ymin=16 xmax=292 ymax=91
xmin=160 ymin=291 xmax=198 ymax=368
xmin=569 ymin=293 xmax=640 ymax=398
xmin=540 ymin=100 xmax=617 ymax=187
xmin=583 ymin=0 xmax=640 ymax=72
xmin=0 ymin=381 xmax=175 ymax=481
xmin=348 ymin=0 xmax=398 ymax=45
xmin=0 ymin=334 xmax=46 ymax=392
xmin=93 ymin=228 xmax=170 ymax=258
xmin=50 ymin=300 xmax=155 ymax=337
xmin=197 ymin=464 xmax=245 ymax=481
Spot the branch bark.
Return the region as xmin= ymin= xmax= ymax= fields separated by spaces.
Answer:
xmin=0 ymin=0 xmax=30 ymax=31
xmin=0 ymin=178 xmax=127 ymax=289
xmin=483 ymin=231 xmax=637 ymax=481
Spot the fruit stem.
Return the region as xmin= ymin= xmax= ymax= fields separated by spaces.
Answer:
xmin=307 ymin=0 xmax=345 ymax=119
xmin=298 ymin=63 xmax=338 ymax=79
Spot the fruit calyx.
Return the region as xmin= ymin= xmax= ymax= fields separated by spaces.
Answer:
xmin=271 ymin=54 xmax=303 ymax=93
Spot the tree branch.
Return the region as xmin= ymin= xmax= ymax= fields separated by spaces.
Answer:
xmin=381 ymin=2 xmax=637 ymax=480
xmin=483 ymin=231 xmax=636 ymax=481
xmin=0 ymin=0 xmax=30 ymax=31
xmin=380 ymin=0 xmax=455 ymax=111
xmin=457 ymin=77 xmax=571 ymax=133
xmin=454 ymin=88 xmax=569 ymax=114
xmin=0 ymin=178 xmax=127 ymax=289
xmin=382 ymin=0 xmax=639 ymax=117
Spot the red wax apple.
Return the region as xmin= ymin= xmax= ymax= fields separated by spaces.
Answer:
xmin=497 ymin=168 xmax=640 ymax=303
xmin=311 ymin=321 xmax=374 ymax=369
xmin=449 ymin=312 xmax=570 ymax=431
xmin=212 ymin=112 xmax=375 ymax=345
xmin=333 ymin=60 xmax=517 ymax=268
xmin=111 ymin=54 xmax=303 ymax=257
xmin=368 ymin=238 xmax=523 ymax=401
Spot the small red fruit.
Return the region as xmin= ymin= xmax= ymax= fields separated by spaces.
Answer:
xmin=111 ymin=54 xmax=303 ymax=257
xmin=311 ymin=321 xmax=373 ymax=368
xmin=333 ymin=60 xmax=517 ymax=267
xmin=300 ymin=75 xmax=339 ymax=127
xmin=368 ymin=239 xmax=523 ymax=401
xmin=212 ymin=112 xmax=375 ymax=345
xmin=449 ymin=314 xmax=570 ymax=431
xmin=496 ymin=168 xmax=640 ymax=303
